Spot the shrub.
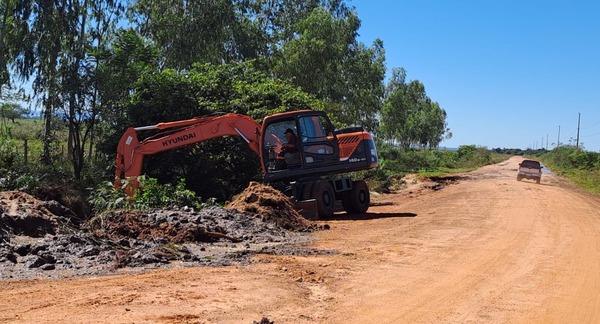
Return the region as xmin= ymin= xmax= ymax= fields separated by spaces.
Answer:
xmin=0 ymin=138 xmax=20 ymax=169
xmin=89 ymin=176 xmax=211 ymax=213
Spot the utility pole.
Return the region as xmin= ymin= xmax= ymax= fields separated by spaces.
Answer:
xmin=546 ymin=134 xmax=549 ymax=150
xmin=576 ymin=113 xmax=581 ymax=148
xmin=557 ymin=125 xmax=561 ymax=148
xmin=541 ymin=136 xmax=544 ymax=150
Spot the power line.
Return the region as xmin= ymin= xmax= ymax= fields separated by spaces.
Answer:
xmin=581 ymin=130 xmax=600 ymax=138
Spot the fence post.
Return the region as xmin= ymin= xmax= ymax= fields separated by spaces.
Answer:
xmin=23 ymin=139 xmax=28 ymax=166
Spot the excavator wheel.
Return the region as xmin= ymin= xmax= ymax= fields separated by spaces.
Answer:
xmin=313 ymin=180 xmax=335 ymax=218
xmin=344 ymin=180 xmax=370 ymax=214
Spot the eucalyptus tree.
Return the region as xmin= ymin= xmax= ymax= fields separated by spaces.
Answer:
xmin=6 ymin=0 xmax=125 ymax=178
xmin=335 ymin=39 xmax=385 ymax=131
xmin=273 ymin=6 xmax=385 ymax=130
xmin=128 ymin=0 xmax=239 ymax=69
xmin=95 ymin=28 xmax=159 ymax=127
xmin=248 ymin=0 xmax=351 ymax=46
xmin=420 ymin=100 xmax=451 ymax=149
xmin=381 ymin=67 xmax=450 ymax=149
xmin=14 ymin=1 xmax=67 ymax=163
xmin=380 ymin=67 xmax=408 ymax=144
xmin=59 ymin=0 xmax=125 ymax=180
xmin=0 ymin=0 xmax=28 ymax=91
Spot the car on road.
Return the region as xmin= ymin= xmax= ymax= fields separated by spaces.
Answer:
xmin=517 ymin=159 xmax=543 ymax=184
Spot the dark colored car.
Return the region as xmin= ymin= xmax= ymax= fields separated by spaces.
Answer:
xmin=517 ymin=159 xmax=543 ymax=184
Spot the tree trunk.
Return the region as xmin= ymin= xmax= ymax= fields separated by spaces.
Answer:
xmin=42 ymin=97 xmax=52 ymax=164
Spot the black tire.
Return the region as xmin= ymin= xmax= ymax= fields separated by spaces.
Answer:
xmin=313 ymin=181 xmax=335 ymax=218
xmin=517 ymin=175 xmax=522 ymax=181
xmin=536 ymin=177 xmax=541 ymax=184
xmin=347 ymin=180 xmax=370 ymax=214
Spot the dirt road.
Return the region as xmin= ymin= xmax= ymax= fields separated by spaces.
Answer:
xmin=2 ymin=156 xmax=600 ymax=323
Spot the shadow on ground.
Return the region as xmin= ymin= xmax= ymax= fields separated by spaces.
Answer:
xmin=327 ymin=212 xmax=417 ymax=221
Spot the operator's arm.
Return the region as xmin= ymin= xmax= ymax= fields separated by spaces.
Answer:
xmin=282 ymin=134 xmax=298 ymax=152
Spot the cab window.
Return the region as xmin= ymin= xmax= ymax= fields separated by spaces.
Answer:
xmin=298 ymin=116 xmax=334 ymax=155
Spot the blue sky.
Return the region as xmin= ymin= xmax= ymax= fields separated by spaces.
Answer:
xmin=351 ymin=0 xmax=600 ymax=151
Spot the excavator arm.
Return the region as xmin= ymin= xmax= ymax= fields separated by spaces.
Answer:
xmin=114 ymin=113 xmax=262 ymax=192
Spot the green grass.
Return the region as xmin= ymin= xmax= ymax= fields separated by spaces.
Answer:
xmin=539 ymin=160 xmax=600 ymax=195
xmin=1 ymin=117 xmax=69 ymax=165
xmin=538 ymin=147 xmax=600 ymax=195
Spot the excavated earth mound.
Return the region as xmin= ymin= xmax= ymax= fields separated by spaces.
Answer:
xmin=227 ymin=181 xmax=314 ymax=231
xmin=0 ymin=191 xmax=74 ymax=237
xmin=0 ymin=186 xmax=331 ymax=280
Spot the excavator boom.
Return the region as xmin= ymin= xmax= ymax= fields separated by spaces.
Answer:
xmin=114 ymin=113 xmax=262 ymax=191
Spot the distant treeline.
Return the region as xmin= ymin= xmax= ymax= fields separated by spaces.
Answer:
xmin=491 ymin=148 xmax=549 ymax=156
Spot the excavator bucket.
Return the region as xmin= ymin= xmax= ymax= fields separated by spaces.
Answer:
xmin=294 ymin=199 xmax=318 ymax=220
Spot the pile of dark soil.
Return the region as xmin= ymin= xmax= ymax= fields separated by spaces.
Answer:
xmin=0 ymin=185 xmax=331 ymax=280
xmin=86 ymin=209 xmax=243 ymax=244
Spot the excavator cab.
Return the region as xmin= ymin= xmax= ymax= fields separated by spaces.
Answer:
xmin=259 ymin=110 xmax=378 ymax=217
xmin=261 ymin=111 xmax=341 ymax=181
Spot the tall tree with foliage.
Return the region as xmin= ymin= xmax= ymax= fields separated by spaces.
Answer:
xmin=0 ymin=0 xmax=27 ymax=91
xmin=128 ymin=0 xmax=239 ymax=69
xmin=8 ymin=0 xmax=66 ymax=163
xmin=335 ymin=39 xmax=385 ymax=131
xmin=380 ymin=67 xmax=407 ymax=143
xmin=96 ymin=28 xmax=159 ymax=128
xmin=7 ymin=0 xmax=125 ymax=177
xmin=59 ymin=0 xmax=125 ymax=180
xmin=273 ymin=6 xmax=385 ymax=130
xmin=381 ymin=67 xmax=450 ymax=149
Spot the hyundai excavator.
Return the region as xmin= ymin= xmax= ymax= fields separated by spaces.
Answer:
xmin=114 ymin=110 xmax=378 ymax=217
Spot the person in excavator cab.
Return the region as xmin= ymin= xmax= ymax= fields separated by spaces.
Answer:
xmin=278 ymin=128 xmax=300 ymax=169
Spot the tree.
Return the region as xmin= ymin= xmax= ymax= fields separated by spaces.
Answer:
xmin=6 ymin=0 xmax=125 ymax=178
xmin=0 ymin=102 xmax=26 ymax=120
xmin=273 ymin=6 xmax=385 ymax=130
xmin=59 ymin=0 xmax=125 ymax=180
xmin=419 ymin=100 xmax=451 ymax=149
xmin=381 ymin=67 xmax=450 ymax=149
xmin=0 ymin=0 xmax=31 ymax=91
xmin=128 ymin=0 xmax=238 ymax=70
xmin=0 ymin=85 xmax=28 ymax=121
xmin=96 ymin=28 xmax=159 ymax=127
xmin=274 ymin=7 xmax=347 ymax=99
xmin=335 ymin=39 xmax=385 ymax=131
xmin=380 ymin=67 xmax=408 ymax=144
xmin=15 ymin=1 xmax=67 ymax=163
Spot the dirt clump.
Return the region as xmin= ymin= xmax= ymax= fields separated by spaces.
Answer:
xmin=227 ymin=181 xmax=314 ymax=231
xmin=0 ymin=191 xmax=70 ymax=237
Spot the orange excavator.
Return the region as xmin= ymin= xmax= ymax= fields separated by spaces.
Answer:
xmin=114 ymin=110 xmax=378 ymax=217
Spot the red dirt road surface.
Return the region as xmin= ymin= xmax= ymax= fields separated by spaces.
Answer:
xmin=2 ymin=156 xmax=600 ymax=323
